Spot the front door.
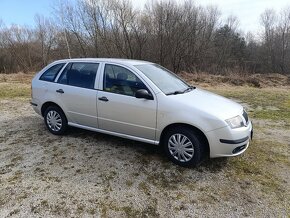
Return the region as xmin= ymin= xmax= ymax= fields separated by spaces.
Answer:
xmin=97 ymin=64 xmax=157 ymax=141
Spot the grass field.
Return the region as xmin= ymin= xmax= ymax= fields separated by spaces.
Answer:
xmin=0 ymin=73 xmax=289 ymax=217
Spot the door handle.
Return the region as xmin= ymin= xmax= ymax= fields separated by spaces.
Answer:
xmin=56 ymin=89 xmax=64 ymax=94
xmin=98 ymin=96 xmax=109 ymax=102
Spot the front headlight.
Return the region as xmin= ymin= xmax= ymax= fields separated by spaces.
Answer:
xmin=225 ymin=115 xmax=244 ymax=129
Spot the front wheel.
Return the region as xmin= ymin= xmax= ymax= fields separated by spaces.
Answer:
xmin=44 ymin=106 xmax=67 ymax=135
xmin=163 ymin=127 xmax=205 ymax=167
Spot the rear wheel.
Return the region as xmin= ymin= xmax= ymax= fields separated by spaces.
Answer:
xmin=163 ymin=127 xmax=205 ymax=167
xmin=44 ymin=106 xmax=67 ymax=135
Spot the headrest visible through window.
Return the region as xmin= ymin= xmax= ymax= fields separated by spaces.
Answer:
xmin=117 ymin=73 xmax=128 ymax=80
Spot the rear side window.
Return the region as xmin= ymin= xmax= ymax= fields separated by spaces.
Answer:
xmin=58 ymin=62 xmax=99 ymax=89
xmin=39 ymin=63 xmax=65 ymax=82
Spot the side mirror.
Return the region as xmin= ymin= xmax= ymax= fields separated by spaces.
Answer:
xmin=135 ymin=89 xmax=153 ymax=100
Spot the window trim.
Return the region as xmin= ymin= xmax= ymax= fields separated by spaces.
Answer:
xmin=56 ymin=62 xmax=72 ymax=84
xmin=39 ymin=63 xmax=66 ymax=83
xmin=101 ymin=63 xmax=154 ymax=98
xmin=56 ymin=62 xmax=100 ymax=90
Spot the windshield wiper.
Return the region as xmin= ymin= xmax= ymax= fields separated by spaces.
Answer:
xmin=166 ymin=90 xmax=184 ymax=95
xmin=182 ymin=86 xmax=196 ymax=93
xmin=167 ymin=86 xmax=196 ymax=95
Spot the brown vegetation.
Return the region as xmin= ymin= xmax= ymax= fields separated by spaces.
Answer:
xmin=179 ymin=72 xmax=290 ymax=88
xmin=1 ymin=71 xmax=289 ymax=90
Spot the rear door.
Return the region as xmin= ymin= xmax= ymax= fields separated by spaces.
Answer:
xmin=54 ymin=62 xmax=100 ymax=128
xmin=97 ymin=63 xmax=157 ymax=141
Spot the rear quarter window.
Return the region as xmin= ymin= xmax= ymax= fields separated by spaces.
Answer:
xmin=39 ymin=63 xmax=65 ymax=82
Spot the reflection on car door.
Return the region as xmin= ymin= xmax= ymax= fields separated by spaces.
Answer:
xmin=97 ymin=64 xmax=157 ymax=141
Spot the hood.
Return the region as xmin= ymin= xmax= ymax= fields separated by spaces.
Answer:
xmin=168 ymin=88 xmax=243 ymax=120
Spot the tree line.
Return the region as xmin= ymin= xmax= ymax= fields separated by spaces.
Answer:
xmin=0 ymin=0 xmax=289 ymax=75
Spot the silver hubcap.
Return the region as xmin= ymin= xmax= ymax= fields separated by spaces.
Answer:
xmin=46 ymin=110 xmax=62 ymax=131
xmin=168 ymin=134 xmax=194 ymax=162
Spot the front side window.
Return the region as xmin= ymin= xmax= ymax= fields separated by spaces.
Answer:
xmin=39 ymin=63 xmax=65 ymax=82
xmin=135 ymin=64 xmax=189 ymax=95
xmin=58 ymin=62 xmax=99 ymax=89
xmin=103 ymin=64 xmax=148 ymax=96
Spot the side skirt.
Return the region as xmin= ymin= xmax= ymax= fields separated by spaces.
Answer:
xmin=68 ymin=122 xmax=159 ymax=145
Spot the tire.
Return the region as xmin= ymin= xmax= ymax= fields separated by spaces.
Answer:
xmin=163 ymin=127 xmax=205 ymax=167
xmin=44 ymin=106 xmax=67 ymax=135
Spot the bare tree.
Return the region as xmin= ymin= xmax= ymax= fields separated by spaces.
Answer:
xmin=55 ymin=0 xmax=72 ymax=58
xmin=1 ymin=25 xmax=36 ymax=72
xmin=226 ymin=15 xmax=239 ymax=31
xmin=260 ymin=9 xmax=277 ymax=72
xmin=277 ymin=7 xmax=290 ymax=73
xmin=35 ymin=14 xmax=57 ymax=66
xmin=0 ymin=0 xmax=290 ymax=75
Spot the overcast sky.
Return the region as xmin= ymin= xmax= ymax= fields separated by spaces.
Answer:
xmin=195 ymin=0 xmax=289 ymax=34
xmin=0 ymin=0 xmax=289 ymax=34
xmin=135 ymin=0 xmax=290 ymax=34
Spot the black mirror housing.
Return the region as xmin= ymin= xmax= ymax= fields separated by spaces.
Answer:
xmin=135 ymin=89 xmax=153 ymax=100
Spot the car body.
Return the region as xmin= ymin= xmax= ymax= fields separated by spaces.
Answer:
xmin=31 ymin=58 xmax=253 ymax=166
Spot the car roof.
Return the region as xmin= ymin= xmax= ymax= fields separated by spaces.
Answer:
xmin=53 ymin=58 xmax=152 ymax=66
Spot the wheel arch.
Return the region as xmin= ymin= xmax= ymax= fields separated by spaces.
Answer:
xmin=159 ymin=123 xmax=210 ymax=156
xmin=41 ymin=101 xmax=64 ymax=117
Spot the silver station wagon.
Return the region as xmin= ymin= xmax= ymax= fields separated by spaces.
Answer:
xmin=31 ymin=58 xmax=253 ymax=166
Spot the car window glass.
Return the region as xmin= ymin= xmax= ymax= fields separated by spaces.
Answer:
xmin=135 ymin=64 xmax=189 ymax=94
xmin=104 ymin=64 xmax=148 ymax=96
xmin=58 ymin=63 xmax=99 ymax=89
xmin=39 ymin=63 xmax=65 ymax=82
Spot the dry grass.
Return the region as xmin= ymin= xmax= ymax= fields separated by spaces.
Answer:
xmin=0 ymin=72 xmax=34 ymax=84
xmin=204 ymin=86 xmax=290 ymax=124
xmin=0 ymin=71 xmax=288 ymax=100
xmin=1 ymin=71 xmax=289 ymax=89
xmin=0 ymin=73 xmax=33 ymax=100
xmin=179 ymin=71 xmax=290 ymax=88
xmin=0 ymin=83 xmax=31 ymax=99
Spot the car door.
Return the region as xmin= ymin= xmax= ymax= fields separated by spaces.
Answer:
xmin=54 ymin=62 xmax=100 ymax=128
xmin=97 ymin=63 xmax=157 ymax=141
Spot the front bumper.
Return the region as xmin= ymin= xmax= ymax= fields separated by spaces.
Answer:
xmin=207 ymin=121 xmax=253 ymax=158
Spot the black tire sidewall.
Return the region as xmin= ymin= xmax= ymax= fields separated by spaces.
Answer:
xmin=44 ymin=106 xmax=67 ymax=135
xmin=163 ymin=127 xmax=203 ymax=167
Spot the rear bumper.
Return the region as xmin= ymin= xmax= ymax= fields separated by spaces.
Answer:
xmin=30 ymin=99 xmax=41 ymax=116
xmin=207 ymin=121 xmax=253 ymax=158
xmin=30 ymin=102 xmax=37 ymax=106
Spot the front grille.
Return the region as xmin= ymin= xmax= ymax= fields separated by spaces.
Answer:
xmin=243 ymin=110 xmax=249 ymax=124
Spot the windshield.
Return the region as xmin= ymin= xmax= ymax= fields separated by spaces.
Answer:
xmin=135 ymin=64 xmax=190 ymax=95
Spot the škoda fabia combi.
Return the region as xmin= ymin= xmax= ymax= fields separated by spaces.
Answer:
xmin=31 ymin=58 xmax=253 ymax=166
